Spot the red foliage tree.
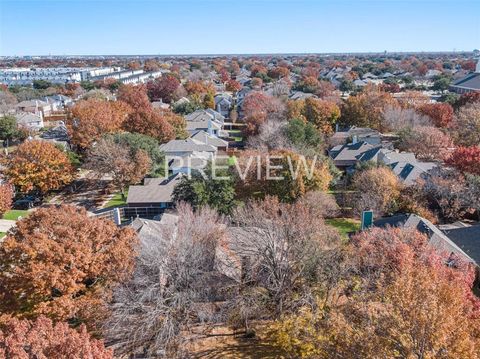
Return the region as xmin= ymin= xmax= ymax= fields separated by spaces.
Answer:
xmin=146 ymin=74 xmax=180 ymax=103
xmin=0 ymin=316 xmax=112 ymax=358
xmin=454 ymin=92 xmax=480 ymax=109
xmin=117 ymin=84 xmax=151 ymax=112
xmin=446 ymin=146 xmax=480 ymax=176
xmin=418 ymin=102 xmax=454 ymax=128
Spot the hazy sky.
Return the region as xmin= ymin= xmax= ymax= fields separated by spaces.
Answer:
xmin=1 ymin=0 xmax=479 ymax=56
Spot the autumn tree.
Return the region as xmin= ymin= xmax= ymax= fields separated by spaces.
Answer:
xmin=454 ymin=92 xmax=480 ymax=110
xmin=117 ymin=83 xmax=151 ymax=112
xmin=0 ymin=89 xmax=18 ymax=114
xmin=450 ymin=102 xmax=480 ymax=147
xmin=397 ymin=125 xmax=453 ymax=161
xmin=86 ymin=137 xmax=151 ymax=197
xmin=109 ymin=132 xmax=165 ymax=176
xmin=242 ymin=91 xmax=285 ymax=136
xmin=0 ymin=205 xmax=137 ymax=326
xmin=0 ymin=183 xmax=13 ymax=216
xmin=0 ymin=316 xmax=113 ymax=359
xmin=446 ymin=146 xmax=480 ymax=176
xmin=235 ymin=149 xmax=332 ymax=203
xmin=352 ymin=166 xmax=402 ymax=216
xmin=272 ymin=227 xmax=480 ymax=359
xmin=302 ymin=97 xmax=341 ymax=135
xmin=418 ymin=102 xmax=454 ymax=128
xmin=225 ymin=79 xmax=242 ymax=92
xmin=123 ymin=108 xmax=177 ymax=143
xmin=419 ymin=168 xmax=479 ymax=221
xmin=143 ymin=59 xmax=160 ymax=72
xmin=2 ymin=140 xmax=74 ymax=194
xmin=146 ymin=74 xmax=180 ymax=103
xmin=69 ymin=98 xmax=130 ymax=148
xmin=340 ymin=85 xmax=397 ymax=131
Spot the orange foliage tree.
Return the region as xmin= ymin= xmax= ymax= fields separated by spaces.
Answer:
xmin=0 ymin=316 xmax=113 ymax=359
xmin=0 ymin=205 xmax=138 ymax=326
xmin=0 ymin=183 xmax=13 ymax=216
xmin=341 ymin=85 xmax=397 ymax=131
xmin=2 ymin=140 xmax=74 ymax=194
xmin=69 ymin=99 xmax=131 ymax=148
xmin=273 ymin=227 xmax=480 ymax=358
xmin=418 ymin=102 xmax=454 ymax=128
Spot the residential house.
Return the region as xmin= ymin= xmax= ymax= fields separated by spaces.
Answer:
xmin=329 ymin=141 xmax=378 ymax=171
xmin=190 ymin=130 xmax=229 ymax=151
xmin=126 ymin=173 xmax=183 ymax=208
xmin=16 ymin=99 xmax=52 ymax=119
xmin=43 ymin=94 xmax=73 ymax=111
xmin=214 ymin=93 xmax=232 ymax=118
xmin=329 ymin=126 xmax=383 ymax=147
xmin=160 ymin=138 xmax=217 ymax=175
xmin=184 ymin=109 xmax=227 ymax=137
xmin=450 ymin=59 xmax=480 ymax=94
xmin=14 ymin=112 xmax=44 ymax=130
xmin=289 ymin=91 xmax=316 ymax=101
xmin=39 ymin=123 xmax=69 ymax=148
xmin=373 ymin=213 xmax=476 ymax=265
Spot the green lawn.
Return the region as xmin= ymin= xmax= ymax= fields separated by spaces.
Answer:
xmin=326 ymin=218 xmax=361 ymax=239
xmin=104 ymin=192 xmax=127 ymax=208
xmin=228 ymin=129 xmax=244 ymax=142
xmin=2 ymin=210 xmax=29 ymax=221
xmin=0 ymin=232 xmax=5 ymax=239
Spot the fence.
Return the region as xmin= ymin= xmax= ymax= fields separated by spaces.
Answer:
xmin=91 ymin=206 xmax=165 ymax=225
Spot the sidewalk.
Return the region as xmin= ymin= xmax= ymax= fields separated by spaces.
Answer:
xmin=0 ymin=219 xmax=16 ymax=233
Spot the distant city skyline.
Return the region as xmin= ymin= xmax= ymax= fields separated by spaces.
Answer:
xmin=1 ymin=0 xmax=479 ymax=56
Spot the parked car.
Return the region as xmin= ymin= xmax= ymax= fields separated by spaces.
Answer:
xmin=13 ymin=196 xmax=41 ymax=210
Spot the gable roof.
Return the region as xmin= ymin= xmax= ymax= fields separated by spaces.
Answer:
xmin=373 ymin=213 xmax=475 ymax=265
xmin=159 ymin=138 xmax=217 ymax=153
xmin=191 ymin=130 xmax=228 ymax=148
xmin=442 ymin=225 xmax=480 ymax=265
xmin=451 ymin=73 xmax=480 ymax=91
xmin=127 ymin=173 xmax=183 ymax=205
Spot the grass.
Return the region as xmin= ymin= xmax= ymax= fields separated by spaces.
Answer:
xmin=228 ymin=129 xmax=244 ymax=142
xmin=326 ymin=218 xmax=361 ymax=239
xmin=2 ymin=209 xmax=29 ymax=221
xmin=0 ymin=232 xmax=5 ymax=239
xmin=104 ymin=191 xmax=127 ymax=208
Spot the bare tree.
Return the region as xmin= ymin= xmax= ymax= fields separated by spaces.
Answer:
xmin=85 ymin=137 xmax=151 ymax=197
xmin=246 ymin=119 xmax=292 ymax=151
xmin=105 ymin=203 xmax=227 ymax=358
xmin=228 ymin=196 xmax=341 ymax=316
xmin=383 ymin=105 xmax=431 ymax=132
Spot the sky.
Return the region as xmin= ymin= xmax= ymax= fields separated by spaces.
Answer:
xmin=0 ymin=0 xmax=479 ymax=56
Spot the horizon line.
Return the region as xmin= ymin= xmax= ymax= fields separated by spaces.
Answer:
xmin=1 ymin=49 xmax=478 ymax=59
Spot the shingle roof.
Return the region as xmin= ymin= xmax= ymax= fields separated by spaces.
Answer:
xmin=451 ymin=73 xmax=480 ymax=91
xmin=159 ymin=138 xmax=217 ymax=153
xmin=373 ymin=213 xmax=475 ymax=264
xmin=442 ymin=225 xmax=480 ymax=265
xmin=127 ymin=173 xmax=183 ymax=205
xmin=191 ymin=130 xmax=228 ymax=148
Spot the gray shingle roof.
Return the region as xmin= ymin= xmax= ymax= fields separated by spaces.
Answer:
xmin=127 ymin=173 xmax=183 ymax=205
